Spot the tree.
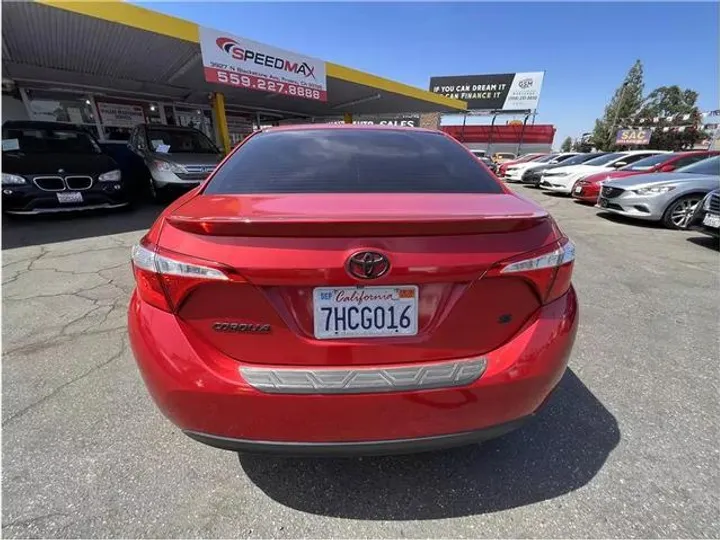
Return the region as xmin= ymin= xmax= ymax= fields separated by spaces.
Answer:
xmin=591 ymin=60 xmax=645 ymax=150
xmin=635 ymin=86 xmax=706 ymax=150
xmin=560 ymin=136 xmax=573 ymax=152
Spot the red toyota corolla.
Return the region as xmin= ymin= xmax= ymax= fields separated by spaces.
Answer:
xmin=572 ymin=150 xmax=718 ymax=204
xmin=128 ymin=125 xmax=578 ymax=455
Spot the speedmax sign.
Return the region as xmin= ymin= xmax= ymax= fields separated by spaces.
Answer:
xmin=200 ymin=26 xmax=327 ymax=101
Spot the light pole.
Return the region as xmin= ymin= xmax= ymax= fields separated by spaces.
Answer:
xmin=609 ymin=81 xmax=629 ymax=148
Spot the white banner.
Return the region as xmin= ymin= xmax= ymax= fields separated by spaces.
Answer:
xmin=97 ymin=102 xmax=145 ymax=128
xmin=199 ymin=26 xmax=327 ymax=102
xmin=502 ymin=72 xmax=545 ymax=111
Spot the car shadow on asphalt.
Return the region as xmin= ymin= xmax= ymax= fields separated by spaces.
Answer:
xmin=686 ymin=236 xmax=720 ymax=251
xmin=238 ymin=369 xmax=620 ymax=519
xmin=594 ymin=211 xmax=664 ymax=229
xmin=2 ymin=203 xmax=163 ymax=250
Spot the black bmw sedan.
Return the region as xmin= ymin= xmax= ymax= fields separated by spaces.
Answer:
xmin=2 ymin=121 xmax=130 ymax=215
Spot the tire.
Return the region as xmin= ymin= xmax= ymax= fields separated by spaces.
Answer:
xmin=662 ymin=194 xmax=703 ymax=230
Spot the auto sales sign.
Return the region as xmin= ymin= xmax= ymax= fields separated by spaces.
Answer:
xmin=429 ymin=72 xmax=545 ymax=111
xmin=199 ymin=26 xmax=327 ymax=102
xmin=615 ymin=129 xmax=652 ymax=145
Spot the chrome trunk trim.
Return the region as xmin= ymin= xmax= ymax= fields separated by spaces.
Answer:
xmin=240 ymin=358 xmax=486 ymax=394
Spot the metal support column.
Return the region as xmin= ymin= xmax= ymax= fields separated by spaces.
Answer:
xmin=460 ymin=113 xmax=468 ymax=143
xmin=516 ymin=113 xmax=530 ymax=156
xmin=487 ymin=114 xmax=497 ymax=156
xmin=211 ymin=92 xmax=231 ymax=154
xmin=344 ymin=112 xmax=353 ymax=124
xmin=86 ymin=94 xmax=105 ymax=141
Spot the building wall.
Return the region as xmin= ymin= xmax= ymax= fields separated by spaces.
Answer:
xmin=2 ymin=94 xmax=29 ymax=122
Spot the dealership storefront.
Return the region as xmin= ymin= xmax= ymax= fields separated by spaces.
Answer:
xmin=2 ymin=1 xmax=465 ymax=151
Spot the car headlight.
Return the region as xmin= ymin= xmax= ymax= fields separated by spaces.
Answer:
xmin=98 ymin=169 xmax=122 ymax=182
xmin=1 ymin=173 xmax=26 ymax=185
xmin=153 ymin=160 xmax=187 ymax=174
xmin=632 ymin=185 xmax=676 ymax=196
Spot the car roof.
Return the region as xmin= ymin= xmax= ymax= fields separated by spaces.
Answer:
xmin=2 ymin=120 xmax=88 ymax=131
xmin=620 ymin=149 xmax=671 ymax=154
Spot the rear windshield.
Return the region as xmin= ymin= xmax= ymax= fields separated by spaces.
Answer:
xmin=205 ymin=129 xmax=504 ymax=194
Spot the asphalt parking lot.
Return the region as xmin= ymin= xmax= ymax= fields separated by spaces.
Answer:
xmin=2 ymin=187 xmax=719 ymax=539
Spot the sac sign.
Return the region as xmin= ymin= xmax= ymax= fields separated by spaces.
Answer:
xmin=615 ymin=129 xmax=652 ymax=146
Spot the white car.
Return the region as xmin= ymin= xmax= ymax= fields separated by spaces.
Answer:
xmin=539 ymin=150 xmax=670 ymax=194
xmin=504 ymin=153 xmax=579 ymax=182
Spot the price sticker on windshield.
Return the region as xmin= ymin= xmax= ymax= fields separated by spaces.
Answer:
xmin=2 ymin=139 xmax=20 ymax=151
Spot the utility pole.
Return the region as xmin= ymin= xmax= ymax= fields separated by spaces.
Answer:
xmin=609 ymin=81 xmax=629 ymax=149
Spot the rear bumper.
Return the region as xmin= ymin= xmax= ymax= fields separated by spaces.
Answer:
xmin=184 ymin=416 xmax=531 ymax=456
xmin=128 ymin=287 xmax=578 ymax=452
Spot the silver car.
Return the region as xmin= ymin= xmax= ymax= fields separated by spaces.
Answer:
xmin=597 ymin=155 xmax=720 ymax=229
xmin=128 ymin=124 xmax=224 ymax=202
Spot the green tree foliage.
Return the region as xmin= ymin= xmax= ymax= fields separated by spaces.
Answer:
xmin=560 ymin=136 xmax=573 ymax=152
xmin=635 ymin=86 xmax=707 ymax=150
xmin=591 ymin=60 xmax=645 ymax=150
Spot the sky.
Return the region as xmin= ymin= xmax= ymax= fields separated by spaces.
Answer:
xmin=140 ymin=1 xmax=719 ymax=146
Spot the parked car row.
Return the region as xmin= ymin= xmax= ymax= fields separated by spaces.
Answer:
xmin=494 ymin=149 xmax=720 ymax=237
xmin=1 ymin=120 xmax=223 ymax=214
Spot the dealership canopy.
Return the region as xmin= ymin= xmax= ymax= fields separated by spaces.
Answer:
xmin=2 ymin=1 xmax=467 ymax=119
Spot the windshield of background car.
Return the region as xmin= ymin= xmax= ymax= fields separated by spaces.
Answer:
xmin=531 ymin=154 xmax=559 ymax=163
xmin=559 ymin=153 xmax=607 ymax=166
xmin=205 ymin=129 xmax=504 ymax=194
xmin=582 ymin=152 xmax=626 ymax=166
xmin=675 ymin=155 xmax=720 ymax=175
xmin=146 ymin=128 xmax=218 ymax=154
xmin=621 ymin=153 xmax=672 ymax=171
xmin=1 ymin=127 xmax=101 ymax=154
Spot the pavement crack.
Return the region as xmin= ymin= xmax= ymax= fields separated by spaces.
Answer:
xmin=2 ymin=512 xmax=69 ymax=529
xmin=2 ymin=336 xmax=128 ymax=427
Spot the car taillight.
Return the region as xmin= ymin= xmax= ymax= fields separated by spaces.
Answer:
xmin=131 ymin=240 xmax=239 ymax=312
xmin=487 ymin=238 xmax=575 ymax=304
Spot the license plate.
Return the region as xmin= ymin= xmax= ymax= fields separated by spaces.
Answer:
xmin=313 ymin=286 xmax=418 ymax=339
xmin=56 ymin=192 xmax=83 ymax=204
xmin=599 ymin=198 xmax=608 ymax=208
xmin=574 ymin=185 xmax=583 ymax=194
xmin=703 ymin=213 xmax=720 ymax=229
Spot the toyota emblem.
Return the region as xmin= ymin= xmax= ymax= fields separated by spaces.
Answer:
xmin=346 ymin=251 xmax=390 ymax=280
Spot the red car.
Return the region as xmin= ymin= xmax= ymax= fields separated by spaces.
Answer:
xmin=497 ymin=153 xmax=547 ymax=177
xmin=572 ymin=151 xmax=718 ymax=204
xmin=128 ymin=125 xmax=578 ymax=455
